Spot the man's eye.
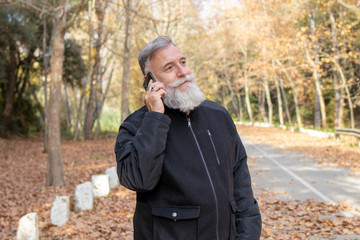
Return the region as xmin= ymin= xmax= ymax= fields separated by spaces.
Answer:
xmin=165 ymin=66 xmax=173 ymax=71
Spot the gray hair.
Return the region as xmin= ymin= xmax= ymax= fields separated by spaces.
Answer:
xmin=138 ymin=36 xmax=176 ymax=75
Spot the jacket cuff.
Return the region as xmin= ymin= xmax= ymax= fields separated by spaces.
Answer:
xmin=235 ymin=199 xmax=262 ymax=239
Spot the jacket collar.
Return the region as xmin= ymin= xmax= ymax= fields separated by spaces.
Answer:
xmin=164 ymin=101 xmax=205 ymax=118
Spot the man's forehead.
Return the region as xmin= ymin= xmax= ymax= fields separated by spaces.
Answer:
xmin=152 ymin=45 xmax=184 ymax=62
xmin=145 ymin=44 xmax=185 ymax=73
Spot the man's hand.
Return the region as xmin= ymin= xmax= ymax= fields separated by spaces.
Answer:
xmin=144 ymin=80 xmax=167 ymax=113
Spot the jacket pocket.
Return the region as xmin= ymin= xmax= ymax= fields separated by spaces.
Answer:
xmin=152 ymin=206 xmax=200 ymax=240
xmin=229 ymin=200 xmax=237 ymax=239
xmin=206 ymin=130 xmax=221 ymax=165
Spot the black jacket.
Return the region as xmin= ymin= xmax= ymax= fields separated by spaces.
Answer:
xmin=115 ymin=100 xmax=261 ymax=240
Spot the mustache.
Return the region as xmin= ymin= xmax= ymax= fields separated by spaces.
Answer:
xmin=167 ymin=74 xmax=194 ymax=88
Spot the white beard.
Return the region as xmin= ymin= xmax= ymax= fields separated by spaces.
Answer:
xmin=163 ymin=73 xmax=205 ymax=113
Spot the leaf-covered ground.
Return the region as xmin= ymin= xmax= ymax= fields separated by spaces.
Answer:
xmin=1 ymin=126 xmax=359 ymax=239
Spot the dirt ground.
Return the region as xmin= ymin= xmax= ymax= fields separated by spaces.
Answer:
xmin=1 ymin=126 xmax=359 ymax=239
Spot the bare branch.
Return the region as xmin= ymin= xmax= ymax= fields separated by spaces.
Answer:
xmin=64 ymin=0 xmax=87 ymax=32
xmin=15 ymin=0 xmax=54 ymax=17
xmin=337 ymin=0 xmax=360 ymax=12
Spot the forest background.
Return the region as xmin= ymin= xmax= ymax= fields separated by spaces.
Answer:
xmin=1 ymin=0 xmax=360 ymax=186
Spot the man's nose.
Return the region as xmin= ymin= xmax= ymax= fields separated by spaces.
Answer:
xmin=176 ymin=65 xmax=187 ymax=78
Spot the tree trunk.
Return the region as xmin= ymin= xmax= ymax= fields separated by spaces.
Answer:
xmin=332 ymin=58 xmax=355 ymax=128
xmin=94 ymin=75 xmax=103 ymax=132
xmin=84 ymin=64 xmax=99 ymax=139
xmin=333 ymin=74 xmax=342 ymax=127
xmin=241 ymin=49 xmax=253 ymax=123
xmin=264 ymin=76 xmax=272 ymax=124
xmin=0 ymin=43 xmax=17 ymax=136
xmin=275 ymin=60 xmax=302 ymax=128
xmin=73 ymin=85 xmax=84 ymax=140
xmin=29 ymin=83 xmax=45 ymax=121
xmin=338 ymin=90 xmax=344 ymax=128
xmin=258 ymin=86 xmax=268 ymax=123
xmin=74 ymin=1 xmax=94 ymax=140
xmin=94 ymin=62 xmax=115 ymax=139
xmin=121 ymin=0 xmax=133 ymax=123
xmin=328 ymin=10 xmax=345 ymax=128
xmin=280 ymin=77 xmax=292 ymax=127
xmin=46 ymin=1 xmax=66 ymax=186
xmin=63 ymin=81 xmax=72 ymax=129
xmin=313 ymin=76 xmax=326 ymax=129
xmin=84 ymin=2 xmax=105 ymax=139
xmin=94 ymin=32 xmax=119 ymax=139
xmin=244 ymin=74 xmax=253 ymax=123
xmin=236 ymin=92 xmax=243 ymax=122
xmin=275 ymin=77 xmax=284 ymax=126
xmin=310 ymin=12 xmax=326 ymax=129
xmin=43 ymin=15 xmax=49 ymax=152
xmin=223 ymin=57 xmax=239 ymax=116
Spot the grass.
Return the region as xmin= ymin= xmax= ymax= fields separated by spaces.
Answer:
xmin=99 ymin=108 xmax=121 ymax=133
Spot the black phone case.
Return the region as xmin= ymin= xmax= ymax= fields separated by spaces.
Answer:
xmin=143 ymin=72 xmax=156 ymax=89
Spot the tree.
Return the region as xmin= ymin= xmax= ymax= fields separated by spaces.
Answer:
xmin=84 ymin=0 xmax=108 ymax=139
xmin=16 ymin=0 xmax=85 ymax=186
xmin=327 ymin=3 xmax=355 ymax=128
xmin=63 ymin=39 xmax=87 ymax=131
xmin=0 ymin=4 xmax=46 ymax=136
xmin=120 ymin=0 xmax=133 ymax=122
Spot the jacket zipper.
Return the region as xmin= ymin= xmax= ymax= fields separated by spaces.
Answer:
xmin=187 ymin=116 xmax=219 ymax=240
xmin=206 ymin=130 xmax=221 ymax=165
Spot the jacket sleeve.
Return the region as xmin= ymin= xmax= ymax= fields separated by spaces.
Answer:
xmin=233 ymin=134 xmax=262 ymax=240
xmin=114 ymin=111 xmax=171 ymax=192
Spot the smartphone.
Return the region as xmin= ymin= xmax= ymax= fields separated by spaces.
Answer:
xmin=143 ymin=72 xmax=157 ymax=89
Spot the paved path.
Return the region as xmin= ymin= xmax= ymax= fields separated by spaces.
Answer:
xmin=243 ymin=137 xmax=360 ymax=217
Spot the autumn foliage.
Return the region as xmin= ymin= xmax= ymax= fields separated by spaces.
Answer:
xmin=1 ymin=126 xmax=360 ymax=239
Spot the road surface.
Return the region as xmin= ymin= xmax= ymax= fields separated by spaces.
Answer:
xmin=243 ymin=137 xmax=360 ymax=218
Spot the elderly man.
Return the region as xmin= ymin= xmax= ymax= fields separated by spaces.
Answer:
xmin=115 ymin=36 xmax=261 ymax=240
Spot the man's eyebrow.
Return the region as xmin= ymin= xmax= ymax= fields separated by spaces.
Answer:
xmin=162 ymin=61 xmax=173 ymax=70
xmin=162 ymin=56 xmax=186 ymax=70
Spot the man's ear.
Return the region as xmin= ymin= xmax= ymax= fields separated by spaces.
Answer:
xmin=144 ymin=61 xmax=151 ymax=76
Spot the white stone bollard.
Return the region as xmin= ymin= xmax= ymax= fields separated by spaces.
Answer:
xmin=105 ymin=166 xmax=119 ymax=189
xmin=74 ymin=181 xmax=93 ymax=212
xmin=50 ymin=196 xmax=70 ymax=227
xmin=16 ymin=212 xmax=39 ymax=240
xmin=91 ymin=174 xmax=110 ymax=198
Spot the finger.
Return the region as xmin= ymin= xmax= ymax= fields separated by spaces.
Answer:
xmin=147 ymin=86 xmax=161 ymax=93
xmin=150 ymin=82 xmax=165 ymax=92
xmin=156 ymin=89 xmax=167 ymax=99
xmin=146 ymin=80 xmax=154 ymax=91
xmin=146 ymin=87 xmax=157 ymax=93
xmin=149 ymin=82 xmax=164 ymax=89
